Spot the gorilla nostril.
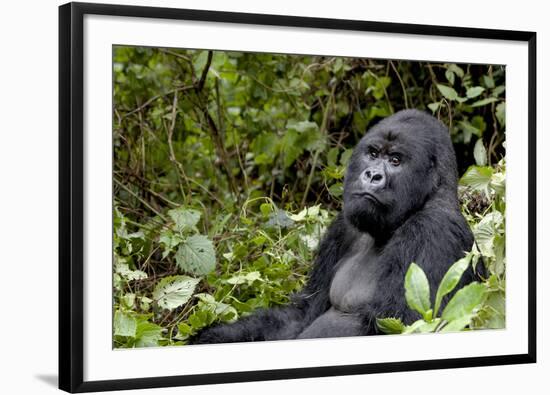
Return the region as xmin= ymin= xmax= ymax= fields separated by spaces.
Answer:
xmin=371 ymin=173 xmax=383 ymax=183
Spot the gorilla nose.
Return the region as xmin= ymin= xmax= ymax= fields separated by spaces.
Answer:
xmin=365 ymin=170 xmax=384 ymax=185
xmin=364 ymin=170 xmax=385 ymax=187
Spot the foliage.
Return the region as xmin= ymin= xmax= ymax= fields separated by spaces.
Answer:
xmin=112 ymin=46 xmax=506 ymax=347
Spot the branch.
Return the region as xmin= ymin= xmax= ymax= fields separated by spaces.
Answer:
xmin=197 ymin=50 xmax=213 ymax=92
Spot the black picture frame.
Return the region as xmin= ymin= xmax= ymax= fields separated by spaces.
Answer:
xmin=59 ymin=2 xmax=537 ymax=393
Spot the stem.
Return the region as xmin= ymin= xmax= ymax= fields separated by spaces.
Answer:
xmin=114 ymin=178 xmax=167 ymax=221
xmin=301 ymin=85 xmax=335 ymax=207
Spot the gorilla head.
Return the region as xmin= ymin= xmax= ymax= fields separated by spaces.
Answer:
xmin=343 ymin=110 xmax=459 ymax=237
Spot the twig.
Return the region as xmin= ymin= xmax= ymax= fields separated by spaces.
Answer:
xmin=165 ymin=92 xmax=190 ymax=203
xmin=197 ymin=51 xmax=213 ymax=91
xmin=194 ymin=52 xmax=239 ymax=196
xmin=301 ymin=84 xmax=335 ymax=207
xmin=389 ymin=61 xmax=409 ymax=109
xmin=114 ymin=178 xmax=167 ymax=221
xmin=121 ymin=85 xmax=194 ymax=119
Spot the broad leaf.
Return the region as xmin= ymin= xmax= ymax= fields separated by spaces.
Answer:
xmin=195 ymin=293 xmax=238 ymax=322
xmin=442 ymin=282 xmax=486 ymax=322
xmin=376 ymin=317 xmax=405 ymax=334
xmin=114 ymin=310 xmax=137 ymax=337
xmin=403 ymin=318 xmax=441 ymax=334
xmin=167 ymin=207 xmax=201 ymax=233
xmin=440 ymin=315 xmax=473 ymax=332
xmin=446 ymin=64 xmax=464 ymax=78
xmin=473 ymin=138 xmax=487 ymax=166
xmin=436 ymin=84 xmax=458 ymax=101
xmin=466 ymin=86 xmax=485 ymax=98
xmin=135 ymin=321 xmax=163 ymax=347
xmin=159 ymin=229 xmax=184 ymax=258
xmin=175 ymin=235 xmax=216 ymax=275
xmin=459 ymin=165 xmax=493 ymax=195
xmin=471 ymin=97 xmax=498 ymax=107
xmin=496 ymin=102 xmax=506 ymax=127
xmin=404 ymin=263 xmax=432 ymax=319
xmin=473 ymin=211 xmax=504 ymax=258
xmin=226 ymin=271 xmax=262 ymax=285
xmin=434 ymin=254 xmax=472 ymax=316
xmin=153 ymin=275 xmax=200 ymax=310
xmin=115 ymin=263 xmax=147 ymax=281
xmin=427 ymin=102 xmax=441 ymax=113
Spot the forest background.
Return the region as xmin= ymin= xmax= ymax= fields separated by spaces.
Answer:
xmin=112 ymin=47 xmax=506 ymax=347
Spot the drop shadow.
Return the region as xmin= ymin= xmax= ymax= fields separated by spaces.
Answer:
xmin=35 ymin=374 xmax=58 ymax=388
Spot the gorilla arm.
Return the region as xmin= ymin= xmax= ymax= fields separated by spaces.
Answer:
xmin=190 ymin=214 xmax=352 ymax=344
xmin=358 ymin=205 xmax=474 ymax=334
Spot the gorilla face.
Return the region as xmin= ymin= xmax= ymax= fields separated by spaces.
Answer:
xmin=344 ymin=112 xmax=443 ymax=236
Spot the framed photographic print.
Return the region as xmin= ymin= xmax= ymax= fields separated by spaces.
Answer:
xmin=59 ymin=2 xmax=537 ymax=393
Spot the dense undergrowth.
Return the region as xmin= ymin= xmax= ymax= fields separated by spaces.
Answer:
xmin=112 ymin=47 xmax=506 ymax=347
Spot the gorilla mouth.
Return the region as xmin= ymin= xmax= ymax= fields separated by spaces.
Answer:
xmin=353 ymin=192 xmax=381 ymax=204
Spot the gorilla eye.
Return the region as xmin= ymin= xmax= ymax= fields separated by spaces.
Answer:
xmin=368 ymin=148 xmax=379 ymax=159
xmin=390 ymin=155 xmax=401 ymax=166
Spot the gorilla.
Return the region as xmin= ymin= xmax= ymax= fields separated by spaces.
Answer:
xmin=192 ymin=109 xmax=476 ymax=343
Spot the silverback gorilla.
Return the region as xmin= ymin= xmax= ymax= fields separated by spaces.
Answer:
xmin=192 ymin=109 xmax=476 ymax=344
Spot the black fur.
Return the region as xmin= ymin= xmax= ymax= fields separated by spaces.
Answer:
xmin=191 ymin=109 xmax=476 ymax=344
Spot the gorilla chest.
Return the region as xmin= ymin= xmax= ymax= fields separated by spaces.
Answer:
xmin=329 ymin=243 xmax=381 ymax=313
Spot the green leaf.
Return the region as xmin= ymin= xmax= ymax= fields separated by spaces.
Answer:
xmin=473 ymin=138 xmax=487 ymax=166
xmin=473 ymin=211 xmax=504 ymax=258
xmin=492 ymin=85 xmax=505 ymax=97
xmin=496 ymin=102 xmax=506 ymax=127
xmin=135 ymin=321 xmax=163 ymax=347
xmin=376 ymin=317 xmax=405 ymax=334
xmin=327 ymin=147 xmax=339 ymax=167
xmin=291 ymin=120 xmax=319 ymax=134
xmin=195 ymin=293 xmax=238 ymax=322
xmin=402 ymin=319 xmax=439 ymax=334
xmin=177 ymin=322 xmax=193 ymax=338
xmin=445 ymin=69 xmax=455 ymax=85
xmin=153 ymin=275 xmax=200 ymax=310
xmin=466 ymin=86 xmax=485 ymax=98
xmin=403 ymin=318 xmax=441 ymax=334
xmin=446 ymin=64 xmax=464 ymax=78
xmin=122 ymin=293 xmax=136 ymax=309
xmin=458 ymin=120 xmax=481 ymax=144
xmin=192 ymin=51 xmax=209 ymax=77
xmin=167 ymin=207 xmax=201 ymax=233
xmin=480 ymin=291 xmax=506 ymax=329
xmin=340 ymin=149 xmax=353 ymax=167
xmin=471 ymin=97 xmax=498 ymax=107
xmin=433 ymin=254 xmax=472 ymax=317
xmin=159 ymin=229 xmax=184 ymax=258
xmin=114 ymin=311 xmax=137 ymax=337
xmin=404 ymin=263 xmax=432 ymax=319
xmin=260 ymin=203 xmax=273 ymax=217
xmin=427 ymin=102 xmax=441 ymax=113
xmin=483 ymin=75 xmax=495 ymax=89
xmin=175 ymin=235 xmax=216 ymax=275
xmin=442 ymin=282 xmax=486 ymax=322
xmin=226 ymin=271 xmax=263 ymax=285
xmin=328 ymin=182 xmax=344 ymax=198
xmin=436 ymin=84 xmax=458 ymax=101
xmin=114 ymin=263 xmax=148 ymax=281
xmin=459 ymin=165 xmax=493 ymax=195
xmin=440 ymin=315 xmax=473 ymax=332
xmin=289 ymin=207 xmax=308 ymax=222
